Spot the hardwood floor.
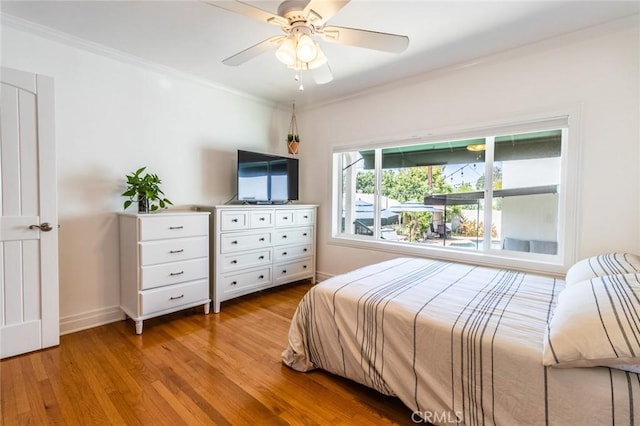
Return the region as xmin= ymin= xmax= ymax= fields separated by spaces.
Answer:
xmin=1 ymin=281 xmax=415 ymax=425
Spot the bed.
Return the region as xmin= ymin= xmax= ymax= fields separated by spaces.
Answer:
xmin=282 ymin=256 xmax=640 ymax=425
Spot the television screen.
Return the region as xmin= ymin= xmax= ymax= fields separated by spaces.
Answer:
xmin=237 ymin=150 xmax=298 ymax=203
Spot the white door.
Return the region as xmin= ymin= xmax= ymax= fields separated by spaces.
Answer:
xmin=0 ymin=67 xmax=59 ymax=359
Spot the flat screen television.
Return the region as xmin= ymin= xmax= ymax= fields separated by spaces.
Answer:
xmin=237 ymin=150 xmax=299 ymax=203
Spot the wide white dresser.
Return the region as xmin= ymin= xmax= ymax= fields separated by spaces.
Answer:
xmin=119 ymin=210 xmax=211 ymax=334
xmin=207 ymin=204 xmax=317 ymax=313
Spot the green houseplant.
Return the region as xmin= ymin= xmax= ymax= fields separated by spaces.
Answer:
xmin=122 ymin=166 xmax=173 ymax=213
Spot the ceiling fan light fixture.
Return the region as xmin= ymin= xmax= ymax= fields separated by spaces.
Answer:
xmin=296 ymin=34 xmax=318 ymax=63
xmin=306 ymin=43 xmax=327 ymax=69
xmin=275 ymin=37 xmax=297 ymax=66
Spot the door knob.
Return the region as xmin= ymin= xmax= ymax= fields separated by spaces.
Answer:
xmin=29 ymin=222 xmax=53 ymax=232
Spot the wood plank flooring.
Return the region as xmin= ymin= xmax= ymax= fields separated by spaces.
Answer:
xmin=1 ymin=281 xmax=415 ymax=425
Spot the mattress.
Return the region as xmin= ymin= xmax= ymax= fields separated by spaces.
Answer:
xmin=282 ymin=257 xmax=639 ymax=425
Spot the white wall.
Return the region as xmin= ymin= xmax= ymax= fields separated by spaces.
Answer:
xmin=2 ymin=24 xmax=289 ymax=333
xmin=2 ymin=15 xmax=638 ymax=333
xmin=299 ymin=16 xmax=640 ymax=278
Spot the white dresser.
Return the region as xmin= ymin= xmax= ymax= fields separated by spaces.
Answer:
xmin=119 ymin=211 xmax=211 ymax=334
xmin=208 ymin=204 xmax=317 ymax=313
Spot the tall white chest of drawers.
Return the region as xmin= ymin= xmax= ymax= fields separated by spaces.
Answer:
xmin=209 ymin=204 xmax=317 ymax=313
xmin=119 ymin=211 xmax=211 ymax=334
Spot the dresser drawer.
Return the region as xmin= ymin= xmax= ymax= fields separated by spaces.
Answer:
xmin=140 ymin=236 xmax=208 ymax=266
xmin=294 ymin=209 xmax=315 ymax=225
xmin=139 ymin=214 xmax=208 ymax=241
xmin=220 ymin=268 xmax=271 ymax=294
xmin=219 ymin=211 xmax=249 ymax=231
xmin=141 ymin=258 xmax=209 ymax=290
xmin=220 ymin=231 xmax=272 ymax=253
xmin=273 ymin=257 xmax=313 ymax=283
xmin=274 ymin=210 xmax=295 ymax=227
xmin=220 ymin=249 xmax=272 ymax=273
xmin=273 ymin=244 xmax=313 ymax=262
xmin=140 ymin=279 xmax=209 ymax=315
xmin=249 ymin=210 xmax=273 ymax=228
xmin=273 ymin=227 xmax=313 ymax=246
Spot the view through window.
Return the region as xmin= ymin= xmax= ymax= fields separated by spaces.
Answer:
xmin=336 ymin=128 xmax=565 ymax=258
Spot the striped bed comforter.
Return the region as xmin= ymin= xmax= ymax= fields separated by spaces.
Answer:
xmin=282 ymin=257 xmax=639 ymax=425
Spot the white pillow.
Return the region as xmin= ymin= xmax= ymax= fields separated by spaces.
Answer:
xmin=543 ymin=273 xmax=640 ymax=370
xmin=565 ymin=253 xmax=640 ymax=286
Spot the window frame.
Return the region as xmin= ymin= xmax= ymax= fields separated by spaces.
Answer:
xmin=329 ymin=109 xmax=581 ymax=276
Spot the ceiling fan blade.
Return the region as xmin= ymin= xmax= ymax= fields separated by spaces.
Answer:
xmin=321 ymin=26 xmax=409 ymax=53
xmin=222 ymin=36 xmax=285 ymax=66
xmin=206 ymin=1 xmax=289 ymax=27
xmin=303 ymin=0 xmax=350 ymax=27
xmin=311 ymin=63 xmax=333 ymax=85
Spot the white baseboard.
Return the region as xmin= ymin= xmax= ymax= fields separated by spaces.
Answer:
xmin=60 ymin=275 xmax=336 ymax=336
xmin=315 ymin=271 xmax=334 ymax=282
xmin=59 ymin=305 xmax=125 ymax=336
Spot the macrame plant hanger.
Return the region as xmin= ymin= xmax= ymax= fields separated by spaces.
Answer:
xmin=287 ymin=102 xmax=299 ymax=155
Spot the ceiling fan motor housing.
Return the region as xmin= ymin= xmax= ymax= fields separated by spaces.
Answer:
xmin=278 ymin=0 xmax=320 ymax=33
xmin=277 ymin=0 xmax=309 ymax=18
xmin=289 ymin=23 xmax=313 ymax=37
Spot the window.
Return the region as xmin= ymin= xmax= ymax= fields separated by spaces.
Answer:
xmin=333 ymin=119 xmax=572 ymax=270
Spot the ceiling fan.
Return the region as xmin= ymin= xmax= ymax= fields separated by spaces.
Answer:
xmin=207 ymin=0 xmax=409 ymax=87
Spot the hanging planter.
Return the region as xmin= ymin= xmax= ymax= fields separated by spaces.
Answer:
xmin=287 ymin=133 xmax=299 ymax=155
xmin=287 ymin=102 xmax=300 ymax=155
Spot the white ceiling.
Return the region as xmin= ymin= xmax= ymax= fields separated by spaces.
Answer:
xmin=2 ymin=1 xmax=639 ymax=107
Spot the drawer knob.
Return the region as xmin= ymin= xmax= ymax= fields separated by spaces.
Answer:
xmin=282 ymin=235 xmax=287 ymax=239
xmin=169 ymin=271 xmax=184 ymax=276
xmin=303 ymin=233 xmax=308 ymax=236
xmin=303 ymin=265 xmax=307 ymax=269
xmin=283 ymin=216 xmax=288 ymax=220
xmin=303 ymin=215 xmax=308 ymax=219
xmin=259 ymin=256 xmax=264 ymax=260
xmin=231 ymin=281 xmax=237 ymax=286
xmin=283 ymin=252 xmax=287 ymax=256
xmin=303 ymin=248 xmax=308 ymax=252
xmin=259 ymin=217 xmax=265 ymax=221
xmin=169 ymin=294 xmax=185 ymax=300
xmin=231 ymin=240 xmax=238 ymax=245
xmin=231 ymin=260 xmax=238 ymax=264
xmin=259 ymin=275 xmax=264 ymax=279
xmin=282 ymin=270 xmax=287 ymax=274
xmin=169 ymin=249 xmax=184 ymax=254
xmin=259 ymin=238 xmax=265 ymax=242
xmin=169 ymin=226 xmax=184 ymax=230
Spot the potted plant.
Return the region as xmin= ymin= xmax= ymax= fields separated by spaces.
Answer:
xmin=122 ymin=166 xmax=173 ymax=213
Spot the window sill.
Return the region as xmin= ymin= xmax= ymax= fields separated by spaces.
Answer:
xmin=328 ymin=235 xmax=566 ymax=277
